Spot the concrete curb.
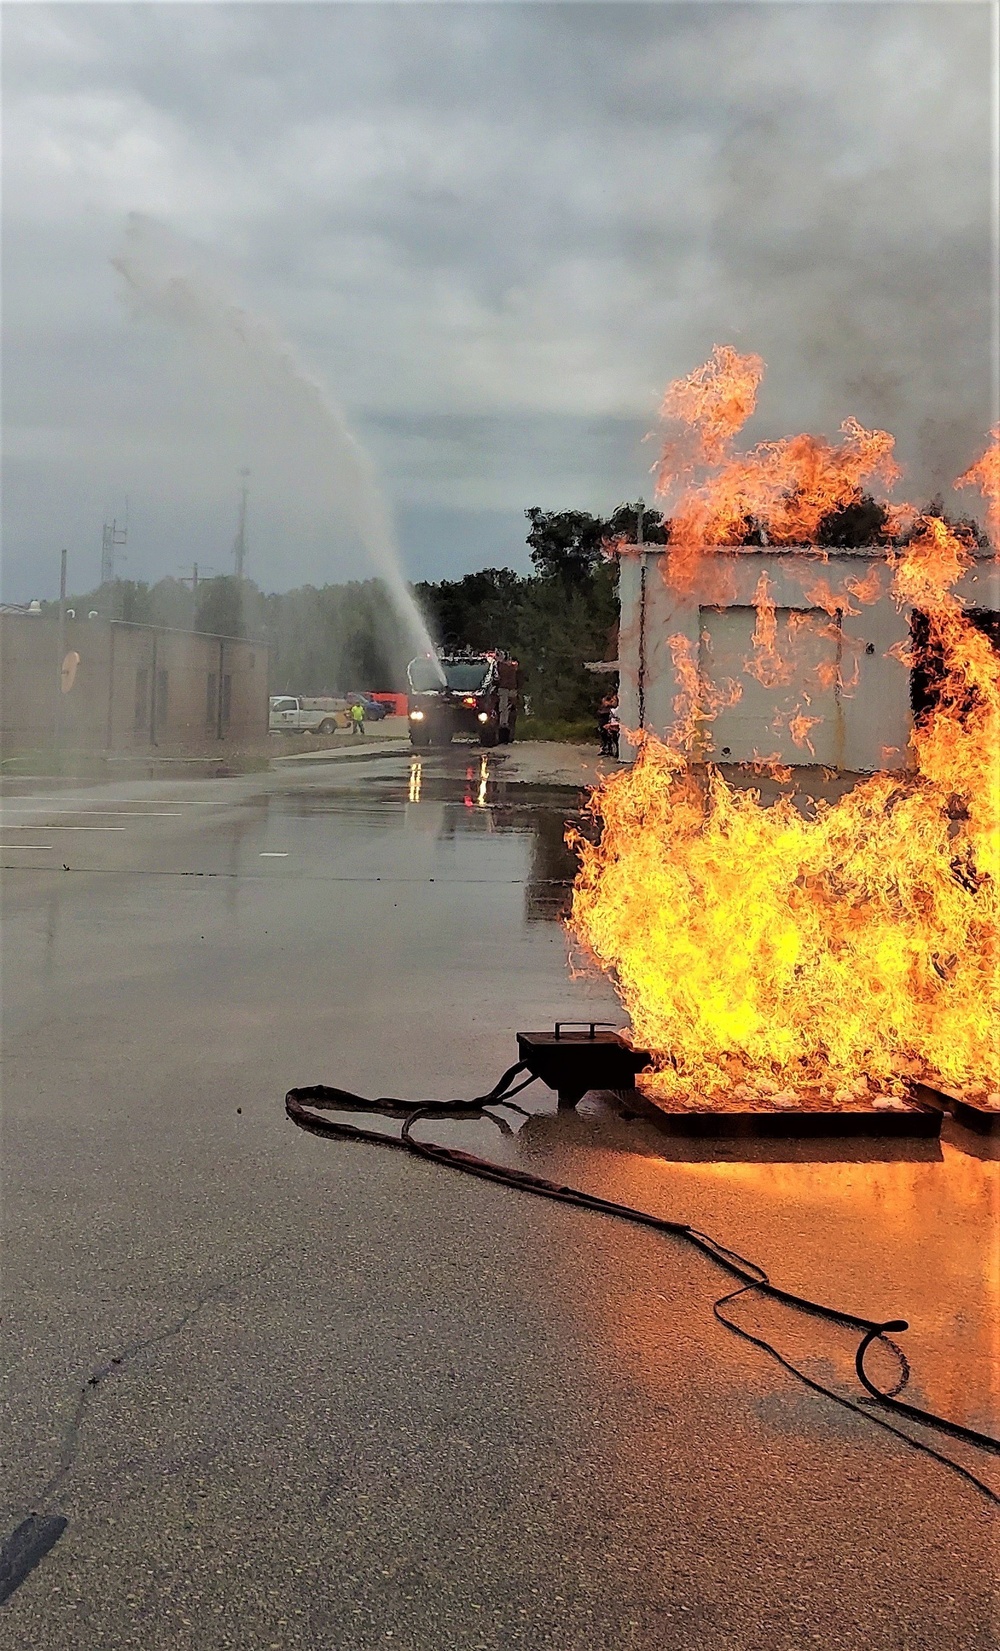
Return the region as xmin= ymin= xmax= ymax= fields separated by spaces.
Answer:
xmin=272 ymin=740 xmax=413 ymax=765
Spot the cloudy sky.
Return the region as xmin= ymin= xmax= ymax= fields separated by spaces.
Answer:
xmin=2 ymin=1 xmax=995 ymax=601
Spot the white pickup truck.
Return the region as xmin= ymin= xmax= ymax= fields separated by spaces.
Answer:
xmin=269 ymin=695 xmax=346 ymax=735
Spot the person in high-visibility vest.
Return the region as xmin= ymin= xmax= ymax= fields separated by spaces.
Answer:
xmin=350 ymin=699 xmax=366 ymax=736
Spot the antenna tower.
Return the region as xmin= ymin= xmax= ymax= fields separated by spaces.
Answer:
xmin=100 ymin=505 xmax=128 ymax=586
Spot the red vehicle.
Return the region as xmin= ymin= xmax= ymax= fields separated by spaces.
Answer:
xmin=407 ymin=651 xmax=521 ymax=748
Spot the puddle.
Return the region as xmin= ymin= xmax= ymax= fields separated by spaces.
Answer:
xmin=271 ymin=754 xmax=589 ymax=919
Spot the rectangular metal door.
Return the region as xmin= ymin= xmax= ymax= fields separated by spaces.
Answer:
xmin=698 ymin=605 xmax=844 ymax=765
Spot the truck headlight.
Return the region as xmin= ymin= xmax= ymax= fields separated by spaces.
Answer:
xmin=410 ymin=710 xmax=424 ymax=721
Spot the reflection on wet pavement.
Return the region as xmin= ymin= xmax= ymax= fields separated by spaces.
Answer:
xmin=337 ymin=1083 xmax=999 ymax=1446
xmin=3 ymin=747 xmax=998 ymax=1649
xmin=5 ymin=750 xmax=997 ymax=1491
xmin=272 ymin=751 xmax=586 ymax=920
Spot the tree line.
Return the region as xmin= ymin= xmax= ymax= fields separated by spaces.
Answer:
xmin=46 ymin=492 xmax=979 ymax=725
xmin=46 ymin=503 xmax=664 ymax=722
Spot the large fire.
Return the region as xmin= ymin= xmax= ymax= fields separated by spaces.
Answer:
xmin=570 ymin=350 xmax=999 ymax=1110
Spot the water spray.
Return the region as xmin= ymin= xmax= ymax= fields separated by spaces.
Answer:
xmin=112 ymin=213 xmax=439 ymax=665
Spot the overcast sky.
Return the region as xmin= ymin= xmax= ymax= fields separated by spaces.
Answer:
xmin=2 ymin=1 xmax=995 ymax=601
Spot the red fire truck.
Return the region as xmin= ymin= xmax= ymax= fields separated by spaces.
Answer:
xmin=406 ymin=651 xmax=521 ymax=747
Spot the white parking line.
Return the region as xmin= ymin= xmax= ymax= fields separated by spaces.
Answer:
xmin=0 ymin=843 xmax=53 ymax=850
xmin=1 ymin=824 xmax=126 ymax=832
xmin=259 ymin=852 xmax=289 ymax=858
xmin=0 ymin=798 xmax=231 ymax=807
xmin=0 ymin=811 xmax=182 ymax=819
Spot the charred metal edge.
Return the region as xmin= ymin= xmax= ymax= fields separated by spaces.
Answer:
xmin=908 ymin=1082 xmax=1000 ymax=1136
xmin=624 ymin=1089 xmax=942 ymax=1139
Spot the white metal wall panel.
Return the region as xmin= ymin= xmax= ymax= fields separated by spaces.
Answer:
xmin=615 ymin=547 xmax=996 ymax=771
xmin=698 ymin=604 xmax=843 ymax=765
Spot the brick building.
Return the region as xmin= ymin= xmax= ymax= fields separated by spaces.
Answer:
xmin=0 ymin=614 xmax=268 ymax=751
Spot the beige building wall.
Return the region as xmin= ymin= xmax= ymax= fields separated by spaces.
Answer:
xmin=0 ymin=615 xmax=268 ymax=750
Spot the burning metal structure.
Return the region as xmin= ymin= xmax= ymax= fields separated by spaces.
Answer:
xmin=570 ymin=349 xmax=999 ymax=1116
xmin=617 ymin=347 xmax=999 ymax=770
xmin=617 ymin=536 xmax=997 ymax=771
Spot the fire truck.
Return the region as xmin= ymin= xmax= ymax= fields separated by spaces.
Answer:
xmin=406 ymin=650 xmax=521 ymax=747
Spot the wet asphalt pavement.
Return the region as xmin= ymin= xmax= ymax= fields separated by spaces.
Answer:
xmin=1 ymin=747 xmax=997 ymax=1649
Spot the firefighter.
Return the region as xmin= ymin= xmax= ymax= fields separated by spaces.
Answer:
xmin=598 ymin=693 xmax=619 ymax=758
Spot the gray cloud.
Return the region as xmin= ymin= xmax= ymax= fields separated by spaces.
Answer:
xmin=2 ymin=2 xmax=994 ymax=600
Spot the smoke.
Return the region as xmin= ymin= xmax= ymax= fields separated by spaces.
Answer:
xmin=2 ymin=5 xmax=994 ymax=600
xmin=111 ymin=213 xmax=439 ymax=666
xmin=698 ymin=6 xmax=995 ymax=499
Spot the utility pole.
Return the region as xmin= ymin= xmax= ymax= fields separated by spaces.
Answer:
xmin=180 ymin=563 xmax=212 ymax=629
xmin=55 ymin=548 xmax=68 ymax=748
xmin=233 ymin=469 xmax=250 ymax=582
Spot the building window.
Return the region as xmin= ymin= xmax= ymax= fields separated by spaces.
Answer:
xmin=134 ymin=667 xmax=148 ymax=730
xmin=221 ymin=673 xmax=232 ymax=726
xmin=206 ymin=672 xmax=217 ymax=728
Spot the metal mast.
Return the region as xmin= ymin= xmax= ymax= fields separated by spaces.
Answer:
xmin=100 ymin=512 xmax=128 ymax=586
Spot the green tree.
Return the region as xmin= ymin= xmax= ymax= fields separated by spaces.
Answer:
xmin=106 ymin=580 xmax=152 ymax=623
xmin=524 ymin=508 xmax=609 ymax=582
xmin=515 ymin=568 xmax=618 ymax=721
xmin=416 ymin=513 xmax=623 ymax=722
xmin=414 ymin=568 xmax=525 ymax=655
xmin=605 ymin=501 xmax=669 ymax=545
xmin=194 ymin=575 xmax=254 ymax=639
xmin=148 ymin=577 xmax=196 ymax=630
xmin=259 ymin=578 xmax=410 ymax=695
xmin=817 ymin=493 xmax=889 ymax=548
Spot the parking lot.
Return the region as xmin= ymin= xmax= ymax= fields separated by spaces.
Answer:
xmin=1 ymin=747 xmax=996 ymax=1649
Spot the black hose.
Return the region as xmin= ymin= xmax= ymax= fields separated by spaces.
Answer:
xmin=285 ymin=1071 xmax=1000 ymax=1504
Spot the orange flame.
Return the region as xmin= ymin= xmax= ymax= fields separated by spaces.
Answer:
xmin=571 ymin=358 xmax=999 ymax=1109
xmin=657 ymin=343 xmax=765 ymax=472
xmin=845 ymin=564 xmax=884 ymax=606
xmin=956 ymin=424 xmax=1000 ymax=545
xmin=746 ymin=574 xmax=794 ymax=688
xmin=654 ymin=348 xmax=902 ymax=592
xmin=787 ymin=707 xmax=823 ymax=753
